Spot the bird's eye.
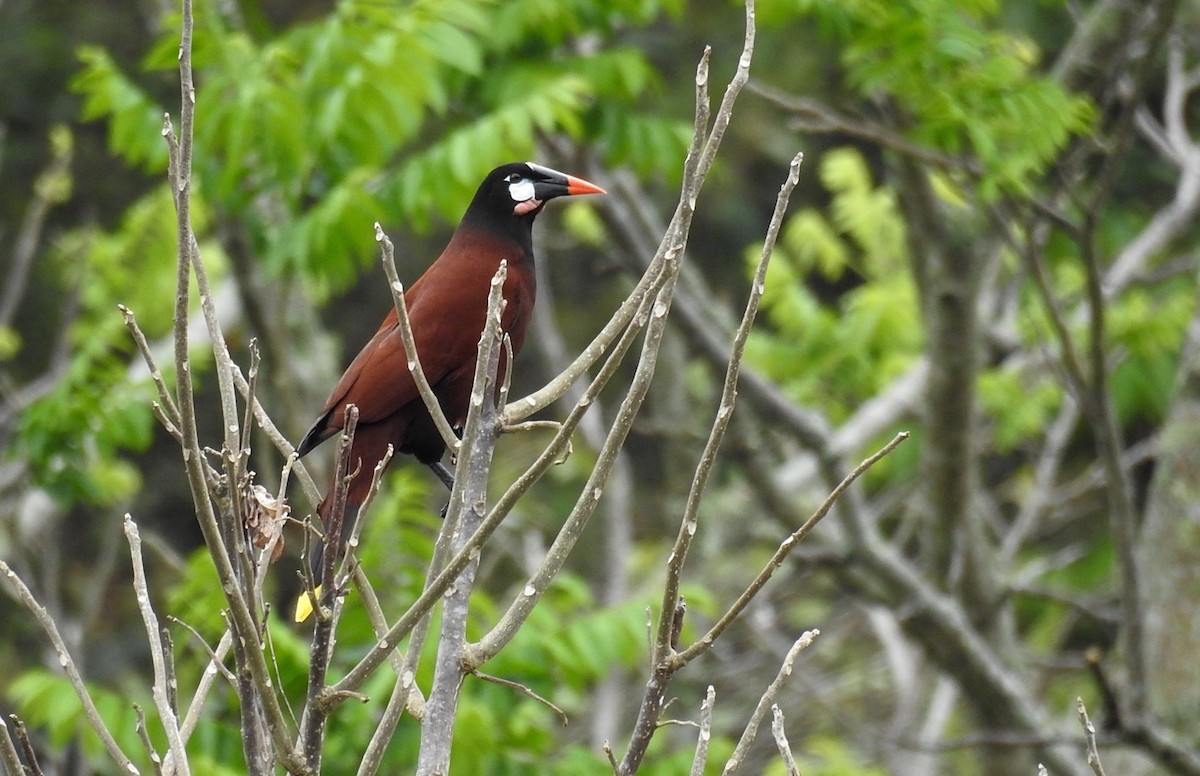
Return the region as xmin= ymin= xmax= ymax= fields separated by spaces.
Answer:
xmin=505 ymin=173 xmax=522 ymax=183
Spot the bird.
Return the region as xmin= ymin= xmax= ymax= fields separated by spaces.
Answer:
xmin=293 ymin=161 xmax=605 ymax=622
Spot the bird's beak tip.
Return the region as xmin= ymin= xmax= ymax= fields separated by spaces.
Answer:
xmin=565 ymin=175 xmax=606 ymax=197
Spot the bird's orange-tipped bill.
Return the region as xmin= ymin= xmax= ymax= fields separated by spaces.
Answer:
xmin=565 ymin=175 xmax=606 ymax=196
xmin=294 ymin=585 xmax=322 ymax=623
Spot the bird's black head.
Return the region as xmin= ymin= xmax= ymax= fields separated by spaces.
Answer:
xmin=463 ymin=162 xmax=606 ymax=229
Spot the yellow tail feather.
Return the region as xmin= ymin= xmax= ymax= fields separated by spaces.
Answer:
xmin=294 ymin=585 xmax=322 ymax=623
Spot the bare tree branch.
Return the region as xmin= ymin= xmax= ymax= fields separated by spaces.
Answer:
xmin=771 ymin=705 xmax=801 ymax=776
xmin=655 ymin=151 xmax=803 ymax=665
xmin=124 ymin=516 xmax=189 ymax=775
xmin=377 ymin=224 xmax=461 ymax=454
xmin=723 ymin=631 xmax=819 ymax=775
xmin=0 ymin=715 xmax=32 ymax=776
xmin=688 ymin=686 xmax=716 ymax=776
xmin=161 ymin=0 xmax=300 ymax=768
xmin=415 ymin=261 xmax=509 ymax=776
xmin=0 ymin=561 xmax=138 ymax=772
xmin=1076 ymin=699 xmax=1106 ymax=776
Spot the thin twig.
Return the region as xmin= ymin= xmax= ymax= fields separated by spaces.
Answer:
xmin=675 ymin=433 xmax=906 ymax=667
xmin=722 ymin=631 xmax=819 ymax=775
xmin=0 ymin=715 xmax=27 ymax=776
xmin=169 ymin=617 xmax=237 ymax=688
xmin=0 ymin=562 xmax=138 ymax=772
xmin=9 ymin=716 xmax=43 ymax=776
xmin=134 ymin=705 xmax=164 ymax=776
xmin=0 ymin=714 xmax=34 ymax=776
xmin=299 ymin=406 xmax=357 ymax=771
xmin=119 ymin=304 xmax=182 ymax=428
xmin=231 ymin=364 xmax=321 ymax=506
xmin=124 ymin=516 xmax=189 ymax=775
xmin=470 ymin=671 xmax=568 ymax=725
xmin=354 ymin=565 xmax=423 ymax=776
xmin=771 ymin=705 xmax=801 ymax=776
xmin=377 ymin=223 xmax=461 ymax=453
xmin=688 ymin=686 xmax=716 ymax=776
xmin=655 ymin=151 xmax=803 ymax=663
xmin=604 ymin=741 xmax=619 ymax=774
xmin=1076 ymin=698 xmax=1107 ymax=776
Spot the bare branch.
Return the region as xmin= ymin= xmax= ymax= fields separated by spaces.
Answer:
xmin=1076 ymin=699 xmax=1107 ymax=776
xmin=722 ymin=631 xmax=819 ymax=775
xmin=119 ymin=304 xmax=181 ymax=430
xmin=0 ymin=561 xmax=138 ymax=772
xmin=231 ymin=365 xmax=322 ymax=507
xmin=470 ymin=671 xmax=568 ymax=726
xmin=771 ymin=705 xmax=801 ymax=776
xmin=8 ymin=716 xmax=44 ymax=776
xmin=124 ymin=516 xmax=189 ymax=775
xmin=299 ymin=406 xmax=358 ymax=771
xmin=0 ymin=715 xmax=32 ymax=776
xmin=688 ymin=686 xmax=716 ymax=776
xmin=162 ymin=0 xmax=300 ymax=766
xmin=675 ymin=433 xmax=906 ymax=667
xmin=615 ymin=6 xmax=759 ymax=770
xmin=134 ymin=705 xmax=164 ymax=776
xmin=466 ymin=288 xmax=655 ymax=664
xmin=376 ymin=223 xmax=461 ymax=454
xmin=415 ymin=261 xmax=509 ymax=776
xmin=656 ymin=152 xmax=803 ymax=663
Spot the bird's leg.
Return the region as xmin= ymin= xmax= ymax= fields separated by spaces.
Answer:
xmin=427 ymin=461 xmax=456 ymax=520
xmin=428 ymin=461 xmax=456 ymax=491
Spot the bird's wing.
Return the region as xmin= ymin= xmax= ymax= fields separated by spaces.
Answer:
xmin=314 ymin=277 xmax=489 ymax=422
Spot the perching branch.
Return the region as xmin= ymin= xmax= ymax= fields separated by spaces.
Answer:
xmin=414 ymin=261 xmax=509 ymax=776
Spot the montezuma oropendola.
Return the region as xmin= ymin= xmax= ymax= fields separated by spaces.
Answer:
xmin=293 ymin=161 xmax=605 ymax=622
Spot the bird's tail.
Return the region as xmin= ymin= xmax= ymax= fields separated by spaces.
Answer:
xmin=294 ymin=501 xmax=361 ymax=623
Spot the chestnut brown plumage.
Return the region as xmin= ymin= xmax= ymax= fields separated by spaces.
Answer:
xmin=294 ymin=162 xmax=604 ymax=621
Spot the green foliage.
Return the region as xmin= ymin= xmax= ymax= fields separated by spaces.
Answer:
xmin=978 ymin=368 xmax=1062 ymax=453
xmin=772 ymin=0 xmax=1093 ymax=197
xmin=72 ymin=46 xmax=169 ymax=172
xmin=0 ymin=325 xmax=19 ymax=362
xmin=71 ymin=0 xmax=690 ymax=292
xmin=15 ymin=358 xmax=151 ymax=505
xmin=9 ymin=669 xmax=153 ymax=774
xmin=746 ymin=148 xmax=921 ymax=422
xmin=8 ymin=185 xmax=207 ymax=506
xmin=1107 ymin=283 xmax=1191 ymax=425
